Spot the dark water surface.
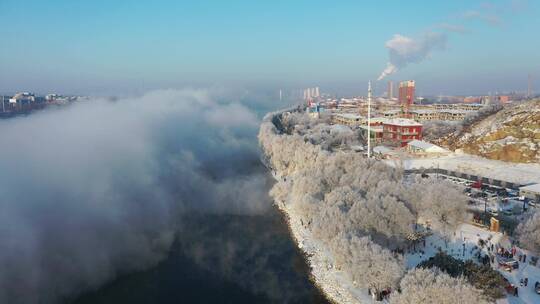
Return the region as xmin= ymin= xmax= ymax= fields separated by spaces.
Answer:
xmin=71 ymin=210 xmax=329 ymax=304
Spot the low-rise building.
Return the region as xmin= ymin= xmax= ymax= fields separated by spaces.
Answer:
xmin=439 ymin=110 xmax=472 ymax=121
xmin=368 ymin=117 xmax=388 ymax=126
xmin=410 ymin=109 xmax=439 ymax=121
xmin=432 ymin=103 xmax=483 ymax=111
xmin=373 ymin=145 xmax=394 ymax=158
xmin=332 ymin=113 xmax=363 ymax=126
xmin=519 ymin=184 xmax=540 ymax=203
xmin=382 ymin=109 xmax=401 ymax=119
xmin=9 ymin=92 xmax=35 ymax=105
xmin=382 ymin=118 xmax=423 ymax=147
xmin=406 ymin=140 xmax=449 ymax=155
xmin=359 ymin=125 xmax=384 ymax=143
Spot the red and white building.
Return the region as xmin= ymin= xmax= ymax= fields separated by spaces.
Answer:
xmin=382 ymin=118 xmax=423 ymax=147
xmin=398 ymin=80 xmax=415 ymax=107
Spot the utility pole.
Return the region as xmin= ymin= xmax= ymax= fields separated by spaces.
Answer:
xmin=528 ymin=74 xmax=532 ymax=99
xmin=367 ymin=81 xmax=372 ymax=158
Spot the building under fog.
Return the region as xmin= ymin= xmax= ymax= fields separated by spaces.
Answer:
xmin=9 ymin=92 xmax=35 ymax=104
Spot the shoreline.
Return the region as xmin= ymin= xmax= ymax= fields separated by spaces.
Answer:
xmin=273 ymin=203 xmax=339 ymax=304
xmin=271 ymin=184 xmax=369 ymax=304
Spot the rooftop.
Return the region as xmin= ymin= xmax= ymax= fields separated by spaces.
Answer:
xmin=410 ymin=109 xmax=437 ymax=114
xmin=335 ymin=113 xmax=362 ymax=120
xmin=359 ymin=125 xmax=384 ymax=132
xmin=384 ymin=118 xmax=422 ymax=127
xmin=407 ymin=140 xmax=448 ymax=152
xmin=440 ymin=109 xmax=474 ymax=114
xmin=520 ymin=183 xmax=540 ymax=193
xmin=368 ymin=117 xmax=388 ymax=123
xmin=373 ymin=146 xmax=393 ymax=154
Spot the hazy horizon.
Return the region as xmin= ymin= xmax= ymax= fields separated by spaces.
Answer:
xmin=1 ymin=0 xmax=538 ymax=96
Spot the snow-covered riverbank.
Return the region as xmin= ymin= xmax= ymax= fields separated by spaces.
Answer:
xmin=261 ymin=109 xmax=372 ymax=303
xmin=274 ymin=194 xmax=372 ymax=304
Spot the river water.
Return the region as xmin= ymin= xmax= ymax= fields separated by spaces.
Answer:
xmin=70 ymin=174 xmax=329 ymax=304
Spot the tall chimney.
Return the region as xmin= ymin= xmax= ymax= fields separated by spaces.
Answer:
xmin=528 ymin=74 xmax=532 ymax=99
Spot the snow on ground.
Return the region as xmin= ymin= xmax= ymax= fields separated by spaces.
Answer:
xmin=273 ymin=194 xmax=376 ymax=304
xmin=504 ymin=258 xmax=540 ymax=304
xmin=405 ymin=223 xmax=540 ymax=304
xmin=389 ymin=153 xmax=540 ymax=185
xmin=405 ymin=223 xmax=503 ymax=269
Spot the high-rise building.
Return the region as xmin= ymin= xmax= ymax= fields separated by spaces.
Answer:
xmin=387 ymin=81 xmax=394 ymax=99
xmin=398 ymin=81 xmax=415 ymax=106
xmin=303 ymin=87 xmax=320 ymax=100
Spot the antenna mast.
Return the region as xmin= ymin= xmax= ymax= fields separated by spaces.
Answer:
xmin=367 ymin=81 xmax=372 ymax=158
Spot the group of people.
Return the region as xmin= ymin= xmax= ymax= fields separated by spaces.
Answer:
xmin=481 ymin=240 xmax=534 ymax=298
xmin=368 ymin=287 xmax=393 ymax=301
xmin=497 ymin=245 xmax=516 ymax=259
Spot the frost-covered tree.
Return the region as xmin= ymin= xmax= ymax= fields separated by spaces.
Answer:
xmin=516 ymin=211 xmax=540 ymax=254
xmin=259 ymin=110 xmax=475 ymax=302
xmin=422 ymin=121 xmax=460 ymax=141
xmin=390 ymin=268 xmax=489 ymax=304
xmin=412 ymin=179 xmax=468 ymax=242
xmin=348 ymin=187 xmax=415 ymax=245
xmin=331 ymin=233 xmax=405 ymax=295
xmin=462 ymin=104 xmax=503 ymax=128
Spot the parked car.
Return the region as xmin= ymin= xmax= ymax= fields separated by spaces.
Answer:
xmin=498 ymin=256 xmax=519 ymax=271
xmin=535 ymin=281 xmax=540 ymax=294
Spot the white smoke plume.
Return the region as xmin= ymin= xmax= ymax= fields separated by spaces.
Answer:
xmin=0 ymin=89 xmax=273 ymax=304
xmin=377 ymin=32 xmax=447 ymax=81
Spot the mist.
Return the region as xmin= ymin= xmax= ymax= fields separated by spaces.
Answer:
xmin=0 ymin=89 xmax=277 ymax=304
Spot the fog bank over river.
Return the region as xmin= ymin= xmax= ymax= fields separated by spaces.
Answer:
xmin=0 ymin=89 xmax=323 ymax=303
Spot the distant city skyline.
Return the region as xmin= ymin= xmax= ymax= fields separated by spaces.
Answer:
xmin=0 ymin=0 xmax=538 ymax=96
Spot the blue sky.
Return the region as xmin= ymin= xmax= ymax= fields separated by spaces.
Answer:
xmin=0 ymin=0 xmax=538 ymax=96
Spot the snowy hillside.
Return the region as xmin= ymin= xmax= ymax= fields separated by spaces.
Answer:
xmin=437 ymin=100 xmax=540 ymax=163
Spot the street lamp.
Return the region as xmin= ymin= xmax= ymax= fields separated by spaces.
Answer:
xmin=484 ymin=195 xmax=488 ymax=226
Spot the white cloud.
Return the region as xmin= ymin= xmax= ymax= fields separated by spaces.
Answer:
xmin=439 ymin=23 xmax=469 ymax=34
